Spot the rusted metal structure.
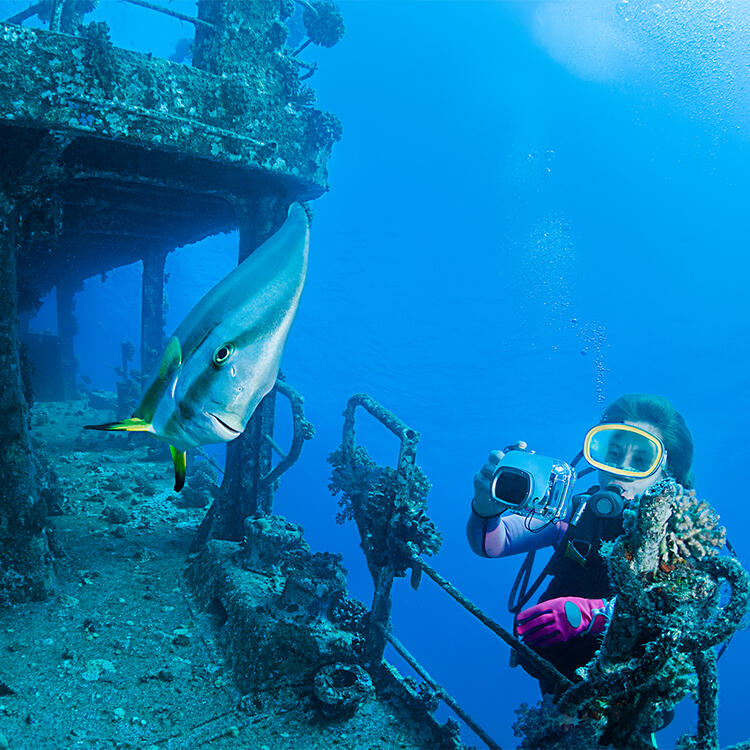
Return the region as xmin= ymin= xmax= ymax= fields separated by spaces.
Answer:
xmin=0 ymin=0 xmax=341 ymax=600
xmin=329 ymin=394 xmax=750 ymax=750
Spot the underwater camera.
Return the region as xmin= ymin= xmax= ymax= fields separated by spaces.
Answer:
xmin=490 ymin=445 xmax=575 ymax=522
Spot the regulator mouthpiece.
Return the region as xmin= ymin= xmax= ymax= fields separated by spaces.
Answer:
xmin=589 ymin=484 xmax=625 ymax=518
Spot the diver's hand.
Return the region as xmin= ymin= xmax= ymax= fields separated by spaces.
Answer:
xmin=515 ymin=596 xmax=610 ymax=647
xmin=471 ymin=450 xmax=505 ymax=518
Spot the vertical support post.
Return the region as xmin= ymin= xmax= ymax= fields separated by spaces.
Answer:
xmin=337 ymin=394 xmax=424 ymax=675
xmin=364 ymin=425 xmax=420 ymax=672
xmin=60 ymin=0 xmax=96 ymax=33
xmin=237 ymin=193 xmax=288 ymax=263
xmin=210 ymin=387 xmax=276 ymax=540
xmin=56 ymin=277 xmax=79 ymax=400
xmin=255 ymin=390 xmax=277 ymax=515
xmin=48 ymin=0 xmax=64 ymax=31
xmin=0 ymin=197 xmax=53 ymax=602
xmin=141 ymin=247 xmax=168 ymax=380
xmin=194 ymin=0 xmax=275 ymax=76
xmin=364 ymin=569 xmax=396 ymax=673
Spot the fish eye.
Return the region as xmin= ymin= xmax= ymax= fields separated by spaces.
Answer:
xmin=212 ymin=342 xmax=235 ymax=366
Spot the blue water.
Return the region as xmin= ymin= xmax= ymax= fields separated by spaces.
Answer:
xmin=24 ymin=1 xmax=750 ymax=746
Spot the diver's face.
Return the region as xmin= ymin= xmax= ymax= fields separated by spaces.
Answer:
xmin=596 ymin=420 xmax=667 ymax=500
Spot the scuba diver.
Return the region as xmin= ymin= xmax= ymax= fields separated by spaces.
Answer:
xmin=466 ymin=394 xmax=694 ymax=731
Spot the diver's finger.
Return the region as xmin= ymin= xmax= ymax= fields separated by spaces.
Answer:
xmin=488 ymin=450 xmax=504 ymax=465
xmin=517 ymin=602 xmax=553 ymax=622
xmin=516 ymin=612 xmax=555 ymax=635
xmin=521 ymin=623 xmax=561 ymax=645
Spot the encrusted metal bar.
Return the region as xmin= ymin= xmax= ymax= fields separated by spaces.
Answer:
xmin=65 ymin=95 xmax=272 ymax=147
xmin=416 ymin=557 xmax=571 ymax=694
xmin=342 ymin=392 xmax=418 ymax=459
xmin=693 ymin=647 xmax=719 ymax=750
xmin=56 ymin=277 xmax=80 ymax=399
xmin=340 ymin=393 xmax=421 ymax=670
xmin=263 ymin=433 xmax=287 ymax=458
xmin=120 ymin=0 xmax=217 ymax=29
xmin=260 ymin=378 xmax=314 ymax=487
xmin=292 ymin=0 xmax=317 ymax=13
xmin=48 ymin=0 xmax=63 ymax=31
xmin=4 ymin=2 xmax=45 ymax=26
xmin=380 ymin=626 xmax=502 ymax=750
xmin=140 ymin=246 xmax=167 ymax=378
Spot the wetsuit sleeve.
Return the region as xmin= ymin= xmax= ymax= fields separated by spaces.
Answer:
xmin=466 ymin=511 xmax=568 ymax=558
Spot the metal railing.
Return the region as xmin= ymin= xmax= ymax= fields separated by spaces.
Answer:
xmin=3 ymin=0 xmax=337 ymax=78
xmin=330 ymin=393 xmax=571 ymax=750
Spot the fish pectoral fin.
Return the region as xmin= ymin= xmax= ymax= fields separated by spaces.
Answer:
xmin=170 ymin=445 xmax=187 ymax=492
xmin=84 ymin=417 xmax=153 ymax=432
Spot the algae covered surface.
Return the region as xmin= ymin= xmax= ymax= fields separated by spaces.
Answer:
xmin=0 ymin=398 xmax=433 ymax=750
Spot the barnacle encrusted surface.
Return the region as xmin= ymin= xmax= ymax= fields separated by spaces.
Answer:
xmin=658 ymin=482 xmax=726 ymax=571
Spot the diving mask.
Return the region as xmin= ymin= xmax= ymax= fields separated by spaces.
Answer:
xmin=583 ymin=423 xmax=666 ymax=479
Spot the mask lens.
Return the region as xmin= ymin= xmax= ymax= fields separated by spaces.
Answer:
xmin=584 ymin=424 xmax=664 ymax=478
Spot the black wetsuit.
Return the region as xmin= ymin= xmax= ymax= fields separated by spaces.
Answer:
xmin=520 ymin=497 xmax=624 ymax=693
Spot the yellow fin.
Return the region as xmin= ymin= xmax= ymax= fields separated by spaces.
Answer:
xmin=84 ymin=417 xmax=153 ymax=432
xmin=170 ymin=445 xmax=187 ymax=492
xmin=159 ymin=336 xmax=182 ymax=379
xmin=134 ymin=336 xmax=183 ymax=422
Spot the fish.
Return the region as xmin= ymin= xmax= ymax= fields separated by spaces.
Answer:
xmin=85 ymin=202 xmax=310 ymax=492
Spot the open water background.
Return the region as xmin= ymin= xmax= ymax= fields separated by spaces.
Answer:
xmin=16 ymin=1 xmax=750 ymax=746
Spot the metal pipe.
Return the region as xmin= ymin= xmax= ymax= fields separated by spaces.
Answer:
xmin=292 ymin=0 xmax=317 ymax=14
xmin=260 ymin=379 xmax=314 ymax=486
xmin=263 ymin=433 xmax=287 ymax=459
xmin=416 ymin=557 xmax=572 ymax=693
xmin=119 ymin=0 xmax=216 ymax=29
xmin=4 ymin=2 xmax=44 ymax=25
xmin=380 ymin=626 xmax=502 ymax=750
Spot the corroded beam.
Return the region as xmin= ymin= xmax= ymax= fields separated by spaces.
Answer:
xmin=0 ymin=197 xmax=54 ymax=603
xmin=141 ymin=246 xmax=168 ymax=378
xmin=0 ymin=20 xmax=336 ymax=193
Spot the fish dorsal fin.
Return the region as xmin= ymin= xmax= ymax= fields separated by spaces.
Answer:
xmin=135 ymin=336 xmax=183 ymax=422
xmin=170 ymin=445 xmax=187 ymax=492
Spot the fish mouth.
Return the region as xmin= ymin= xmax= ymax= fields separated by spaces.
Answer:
xmin=207 ymin=412 xmax=243 ymax=437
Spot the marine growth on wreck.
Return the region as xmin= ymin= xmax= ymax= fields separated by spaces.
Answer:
xmin=1 ymin=2 xmax=749 ymax=750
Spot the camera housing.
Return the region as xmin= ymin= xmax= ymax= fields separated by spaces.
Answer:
xmin=490 ymin=448 xmax=575 ymax=521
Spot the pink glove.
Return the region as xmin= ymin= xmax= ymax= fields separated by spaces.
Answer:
xmin=515 ymin=596 xmax=609 ymax=647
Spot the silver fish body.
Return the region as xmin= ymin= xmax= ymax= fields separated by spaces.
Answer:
xmin=149 ymin=203 xmax=309 ymax=451
xmin=85 ymin=202 xmax=309 ymax=489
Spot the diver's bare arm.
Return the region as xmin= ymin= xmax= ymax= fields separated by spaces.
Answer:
xmin=467 ymin=512 xmax=567 ymax=558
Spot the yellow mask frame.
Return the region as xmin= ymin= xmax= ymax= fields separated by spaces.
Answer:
xmin=583 ymin=423 xmax=666 ymax=479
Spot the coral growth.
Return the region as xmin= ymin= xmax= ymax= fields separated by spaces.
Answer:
xmin=328 ymin=593 xmax=368 ymax=633
xmin=659 ymin=484 xmax=726 ymax=571
xmin=302 ymin=1 xmax=345 ymax=47
xmin=179 ymin=458 xmax=219 ymax=508
xmin=312 ymin=662 xmax=373 ymax=717
xmin=511 ymin=479 xmax=749 ymax=750
xmin=328 ymin=445 xmax=441 ymax=577
xmin=513 ymin=694 xmax=606 ymax=750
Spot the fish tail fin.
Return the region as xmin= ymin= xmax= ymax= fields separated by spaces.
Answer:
xmin=84 ymin=417 xmax=154 ymax=433
xmin=170 ymin=445 xmax=187 ymax=492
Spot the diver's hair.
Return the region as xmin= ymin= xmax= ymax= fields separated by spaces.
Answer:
xmin=600 ymin=394 xmax=694 ymax=488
